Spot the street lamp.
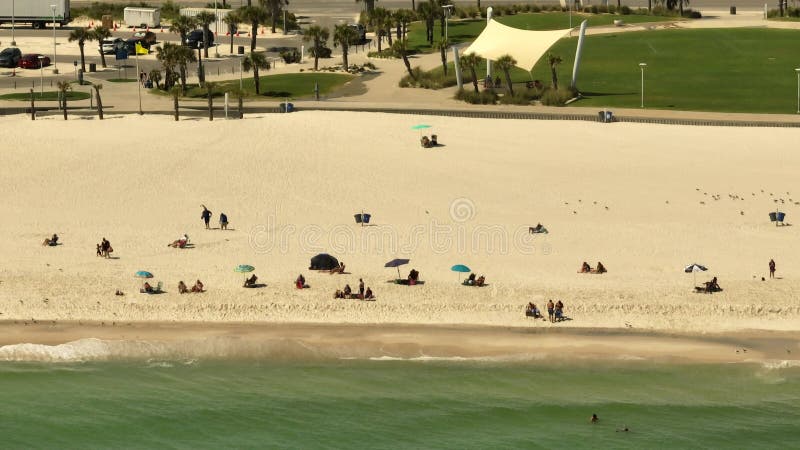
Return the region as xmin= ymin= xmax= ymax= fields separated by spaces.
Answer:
xmin=51 ymin=4 xmax=59 ymax=74
xmin=795 ymin=68 xmax=800 ymax=114
xmin=442 ymin=5 xmax=454 ymax=41
xmin=38 ymin=56 xmax=45 ymax=96
xmin=239 ymin=54 xmax=244 ymax=90
xmin=11 ymin=0 xmax=16 ymax=46
xmin=639 ymin=62 xmax=647 ymax=108
xmin=214 ymin=1 xmax=220 ymax=58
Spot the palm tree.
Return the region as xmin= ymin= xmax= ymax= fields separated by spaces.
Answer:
xmin=148 ymin=69 xmax=162 ymax=89
xmin=435 ymin=0 xmax=453 ymax=37
xmin=382 ymin=13 xmax=394 ymax=46
xmin=91 ymin=26 xmax=112 ymax=68
xmin=260 ymin=0 xmax=288 ymax=34
xmin=395 ymin=9 xmax=414 ymax=39
xmin=243 ymin=51 xmax=270 ymax=94
xmin=205 ymin=82 xmax=216 ymax=121
xmin=223 ymin=11 xmax=241 ymax=54
xmin=333 ymin=24 xmax=358 ymax=70
xmin=666 ymin=0 xmax=689 ymax=15
xmin=392 ymin=39 xmax=415 ymax=80
xmin=238 ymin=5 xmax=269 ymax=51
xmin=29 ymin=88 xmax=35 ymax=121
xmin=68 ymin=28 xmax=94 ymax=73
xmin=356 ymin=0 xmax=377 ymax=14
xmin=547 ymin=52 xmax=562 ymax=90
xmin=495 ymin=54 xmax=516 ymax=96
xmin=459 ymin=52 xmax=481 ymax=93
xmin=416 ymin=2 xmax=435 ymax=45
xmin=369 ymin=8 xmax=388 ymax=52
xmin=230 ymin=87 xmax=245 ymax=119
xmin=302 ymin=25 xmax=329 ymax=71
xmin=157 ymin=43 xmax=196 ymax=94
xmin=93 ymin=83 xmax=104 ymax=120
xmin=170 ymin=15 xmax=196 ymax=46
xmin=195 ymin=11 xmax=217 ymax=58
xmin=170 ymin=86 xmax=181 ymax=121
xmin=57 ymin=81 xmax=71 ymax=120
xmin=434 ymin=37 xmax=449 ymax=76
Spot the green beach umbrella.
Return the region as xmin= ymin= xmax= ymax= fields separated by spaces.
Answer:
xmin=411 ymin=124 xmax=432 ymax=139
xmin=235 ymin=264 xmax=255 ymax=282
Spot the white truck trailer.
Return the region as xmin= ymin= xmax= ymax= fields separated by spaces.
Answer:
xmin=0 ymin=0 xmax=71 ymax=29
xmin=124 ymin=7 xmax=160 ymax=28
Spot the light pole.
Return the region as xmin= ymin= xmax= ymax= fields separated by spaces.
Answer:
xmin=38 ymin=56 xmax=45 ymax=96
xmin=795 ymin=68 xmax=800 ymax=114
xmin=11 ymin=0 xmax=16 ymax=46
xmin=51 ymin=4 xmax=59 ymax=74
xmin=135 ymin=50 xmax=143 ymax=115
xmin=214 ymin=1 xmax=220 ymax=57
xmin=442 ymin=5 xmax=453 ymax=41
xmin=639 ymin=62 xmax=647 ymax=108
xmin=239 ymin=54 xmax=244 ymax=90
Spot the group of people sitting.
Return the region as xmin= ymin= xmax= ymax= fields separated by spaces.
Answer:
xmin=525 ymin=300 xmax=566 ymax=322
xmin=168 ymin=234 xmax=190 ymax=249
xmin=398 ymin=269 xmax=421 ymax=285
xmin=42 ymin=234 xmax=59 ymax=246
xmin=463 ymin=273 xmax=486 ymax=287
xmin=96 ymin=238 xmax=113 ymax=258
xmin=334 ymin=278 xmax=375 ymax=300
xmin=178 ymin=280 xmax=205 ymax=294
xmin=140 ymin=281 xmax=162 ymax=294
xmin=420 ymin=135 xmax=439 ymax=148
xmin=578 ymin=261 xmax=607 ymax=274
xmin=696 ymin=276 xmax=722 ymax=293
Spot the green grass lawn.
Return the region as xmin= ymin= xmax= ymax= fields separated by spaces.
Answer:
xmin=0 ymin=91 xmax=91 ymax=101
xmin=108 ymin=78 xmax=138 ymax=83
xmin=153 ymin=73 xmax=354 ymax=99
xmin=406 ymin=12 xmax=677 ymax=52
xmin=531 ymin=28 xmax=800 ymax=113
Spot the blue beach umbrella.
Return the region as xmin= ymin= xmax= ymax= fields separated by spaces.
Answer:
xmin=134 ymin=270 xmax=153 ymax=279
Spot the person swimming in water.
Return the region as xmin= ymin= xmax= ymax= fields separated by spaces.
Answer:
xmin=590 ymin=414 xmax=599 ymax=424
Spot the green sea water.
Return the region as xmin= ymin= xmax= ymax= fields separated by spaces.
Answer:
xmin=1 ymin=356 xmax=799 ymax=449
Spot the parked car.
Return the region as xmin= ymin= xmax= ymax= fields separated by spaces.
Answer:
xmin=102 ymin=38 xmax=124 ymax=54
xmin=185 ymin=29 xmax=214 ymax=49
xmin=348 ymin=23 xmax=367 ymax=42
xmin=18 ymin=54 xmax=51 ymax=69
xmin=0 ymin=47 xmax=22 ymax=68
xmin=133 ymin=30 xmax=157 ymax=45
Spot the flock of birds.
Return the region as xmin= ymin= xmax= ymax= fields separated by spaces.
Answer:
xmin=694 ymin=188 xmax=797 ymax=217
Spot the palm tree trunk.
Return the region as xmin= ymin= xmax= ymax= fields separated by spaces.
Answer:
xmin=271 ymin=13 xmax=277 ymax=34
xmin=440 ymin=46 xmax=447 ymax=76
xmin=254 ymin=66 xmax=260 ymax=94
xmin=469 ymin=67 xmax=479 ymax=93
xmin=173 ymin=96 xmax=180 ymax=121
xmin=551 ymin=66 xmax=558 ymax=90
xmin=377 ymin=33 xmax=382 ymax=52
xmin=94 ymin=87 xmax=104 ymax=120
xmin=251 ymin=21 xmax=258 ymax=51
xmin=230 ymin=32 xmax=234 ymax=54
xmin=314 ymin=45 xmax=320 ymax=70
xmin=180 ymin=67 xmax=187 ymax=94
xmin=208 ymin=93 xmax=214 ymax=121
xmin=79 ymin=43 xmax=86 ymax=72
xmin=386 ymin=26 xmax=393 ymax=45
xmin=412 ymin=0 xmax=416 ymax=11
xmin=401 ymin=53 xmax=414 ymax=79
xmin=99 ymin=45 xmax=107 ymax=68
xmin=504 ymin=70 xmax=513 ymax=96
xmin=203 ymin=26 xmax=210 ymax=58
xmin=238 ymin=96 xmax=243 ymax=119
xmin=342 ymin=47 xmax=349 ymax=69
xmin=477 ymin=0 xmax=481 ymax=10
xmin=62 ymin=96 xmax=68 ymax=120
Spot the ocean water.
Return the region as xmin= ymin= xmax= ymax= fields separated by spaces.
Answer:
xmin=1 ymin=344 xmax=799 ymax=449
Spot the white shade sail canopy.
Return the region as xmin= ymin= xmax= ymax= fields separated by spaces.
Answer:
xmin=463 ymin=19 xmax=571 ymax=70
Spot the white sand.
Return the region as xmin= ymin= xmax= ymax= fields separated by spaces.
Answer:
xmin=1 ymin=111 xmax=799 ymax=332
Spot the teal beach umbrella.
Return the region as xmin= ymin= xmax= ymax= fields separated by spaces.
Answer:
xmin=451 ymin=264 xmax=471 ymax=283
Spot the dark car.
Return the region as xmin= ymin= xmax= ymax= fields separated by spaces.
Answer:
xmin=0 ymin=47 xmax=22 ymax=68
xmin=18 ymin=54 xmax=51 ymax=69
xmin=185 ymin=29 xmax=214 ymax=49
xmin=122 ymin=38 xmax=151 ymax=55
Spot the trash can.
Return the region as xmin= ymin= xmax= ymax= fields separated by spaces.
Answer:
xmin=354 ymin=214 xmax=363 ymax=224
xmin=363 ymin=213 xmax=371 ymax=224
xmin=237 ymin=45 xmax=245 ymax=55
xmin=777 ymin=212 xmax=786 ymax=222
xmin=730 ymin=6 xmax=736 ymax=14
xmin=598 ymin=111 xmax=605 ymax=122
xmin=89 ymin=63 xmax=96 ymax=73
xmin=286 ymin=102 xmax=294 ymax=112
xmin=769 ymin=212 xmax=778 ymax=222
xmin=605 ymin=111 xmax=613 ymax=122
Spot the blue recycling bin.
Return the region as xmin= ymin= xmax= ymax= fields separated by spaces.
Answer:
xmin=287 ymin=102 xmax=294 ymax=112
xmin=777 ymin=212 xmax=786 ymax=222
xmin=363 ymin=213 xmax=371 ymax=224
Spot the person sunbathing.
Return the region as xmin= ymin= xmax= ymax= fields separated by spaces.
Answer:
xmin=334 ymin=289 xmax=345 ymax=299
xmin=329 ymin=262 xmax=345 ymax=274
xmin=421 ymin=136 xmax=431 ymax=148
xmin=168 ymin=234 xmax=189 ymax=248
xmin=592 ymin=262 xmax=607 ymax=274
xmin=191 ymin=279 xmax=204 ymax=293
xmin=579 ymin=262 xmax=592 ymax=273
xmin=704 ymin=277 xmax=721 ymax=292
xmin=244 ymin=274 xmax=258 ymax=287
xmin=475 ymin=275 xmax=486 ymax=287
xmin=43 ymin=234 xmax=59 ymax=246
xmin=296 ymin=274 xmax=308 ymax=289
xmin=140 ymin=282 xmax=153 ymax=294
xmin=364 ymin=287 xmax=374 ymax=300
xmin=178 ymin=281 xmax=189 ymax=294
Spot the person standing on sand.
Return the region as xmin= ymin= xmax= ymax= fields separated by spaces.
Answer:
xmin=359 ymin=278 xmax=365 ymax=298
xmin=769 ymin=259 xmax=776 ymax=279
xmin=547 ymin=300 xmax=555 ymax=323
xmin=201 ymin=205 xmax=212 ymax=229
xmin=219 ymin=212 xmax=228 ymax=230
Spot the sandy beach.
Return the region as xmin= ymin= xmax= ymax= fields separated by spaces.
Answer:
xmin=0 ymin=111 xmax=798 ymax=336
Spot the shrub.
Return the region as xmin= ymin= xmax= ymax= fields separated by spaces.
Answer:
xmin=684 ymin=9 xmax=702 ymax=18
xmin=308 ymin=46 xmax=332 ymax=59
xmin=280 ymin=49 xmax=300 ymax=64
xmin=367 ymin=49 xmax=396 ymax=58
xmin=530 ymin=4 xmax=541 ymax=12
xmin=454 ymin=88 xmax=498 ymax=104
xmin=498 ymin=91 xmax=534 ymax=105
xmin=399 ymin=67 xmax=458 ymax=89
xmin=540 ymin=87 xmax=575 ymax=106
xmin=620 ymin=5 xmax=632 ymax=15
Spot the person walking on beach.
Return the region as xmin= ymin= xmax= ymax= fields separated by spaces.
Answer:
xmin=201 ymin=205 xmax=212 ymax=229
xmin=219 ymin=212 xmax=228 ymax=230
xmin=769 ymin=259 xmax=776 ymax=279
